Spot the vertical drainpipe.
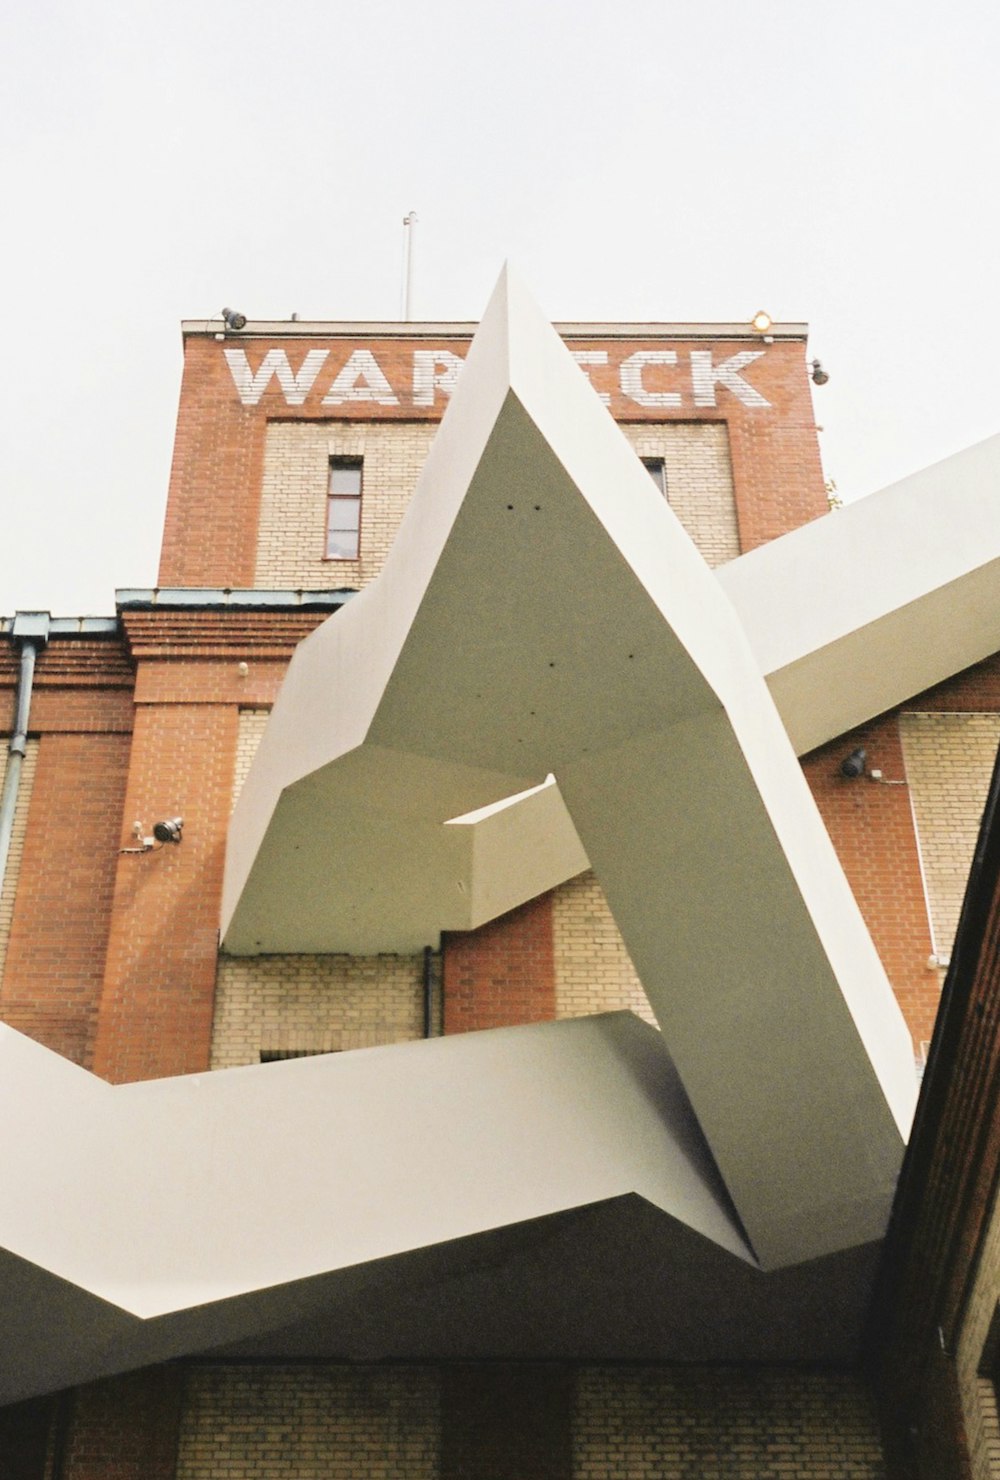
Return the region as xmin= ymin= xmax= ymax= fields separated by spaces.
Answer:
xmin=423 ymin=945 xmax=436 ymax=1038
xmin=0 ymin=612 xmax=49 ymax=904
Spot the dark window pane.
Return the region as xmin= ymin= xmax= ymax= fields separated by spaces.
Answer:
xmin=642 ymin=458 xmax=667 ymax=497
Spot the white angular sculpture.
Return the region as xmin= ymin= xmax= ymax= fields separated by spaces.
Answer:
xmin=224 ymin=267 xmax=915 ymax=1271
xmin=0 ymin=267 xmax=932 ymax=1401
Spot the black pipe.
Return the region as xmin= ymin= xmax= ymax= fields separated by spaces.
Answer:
xmin=423 ymin=945 xmax=435 ymax=1038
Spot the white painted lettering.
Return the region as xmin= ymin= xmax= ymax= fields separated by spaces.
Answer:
xmin=322 ymin=349 xmax=399 ymax=407
xmin=570 ymin=351 xmax=611 ymax=405
xmin=222 ymin=344 xmax=774 ymax=414
xmin=690 ymin=350 xmax=769 ymax=409
xmin=224 ymin=348 xmax=330 ymax=407
xmin=619 ymin=351 xmax=682 ymax=409
xmin=412 ymin=350 xmax=465 ymax=407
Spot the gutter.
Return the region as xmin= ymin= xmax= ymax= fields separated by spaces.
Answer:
xmin=0 ymin=613 xmax=49 ymax=918
xmin=115 ymin=587 xmax=355 ymax=612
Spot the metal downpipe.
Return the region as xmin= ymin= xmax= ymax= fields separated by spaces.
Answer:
xmin=0 ymin=616 xmax=48 ymax=905
xmin=422 ymin=944 xmax=437 ymax=1038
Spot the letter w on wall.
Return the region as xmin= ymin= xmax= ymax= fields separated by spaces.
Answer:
xmin=224 ymin=349 xmax=331 ymax=406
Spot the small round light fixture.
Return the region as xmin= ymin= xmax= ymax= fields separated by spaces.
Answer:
xmin=222 ymin=307 xmax=247 ymax=331
xmin=152 ymin=817 xmax=184 ymax=844
xmin=810 ymin=358 xmax=829 ymax=386
xmin=751 ymin=310 xmax=773 ymax=334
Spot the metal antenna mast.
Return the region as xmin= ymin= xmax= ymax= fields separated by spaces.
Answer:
xmin=401 ymin=211 xmax=417 ymax=320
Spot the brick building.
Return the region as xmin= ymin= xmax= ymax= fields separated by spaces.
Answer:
xmin=1 ymin=271 xmax=999 ymax=1477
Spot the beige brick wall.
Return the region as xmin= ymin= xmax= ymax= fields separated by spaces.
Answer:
xmin=254 ymin=420 xmax=737 ymax=592
xmin=0 ymin=739 xmax=38 ymax=983
xmin=552 ymin=871 xmax=654 ymax=1024
xmin=211 ymin=710 xmax=424 ymax=1068
xmin=211 ymin=951 xmax=425 ymax=1068
xmin=620 ymin=421 xmax=738 ymax=567
xmin=956 ymin=1176 xmax=1000 ymax=1480
xmin=901 ymin=713 xmax=1000 ymax=959
xmin=173 ymin=1364 xmax=885 ymax=1478
xmin=233 ymin=707 xmax=270 ymax=793
xmin=254 ymin=421 xmax=438 ymax=589
xmin=575 ymin=1366 xmax=886 ymax=1478
xmin=176 ymin=1366 xmax=440 ymax=1480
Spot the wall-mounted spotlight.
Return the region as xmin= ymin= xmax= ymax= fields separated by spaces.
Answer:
xmin=751 ymin=310 xmax=773 ymax=334
xmin=840 ymin=747 xmax=867 ymax=779
xmin=810 ymin=359 xmax=829 ymax=386
xmin=221 ymin=307 xmax=247 ymax=331
xmin=836 ymin=750 xmax=908 ymax=786
xmin=119 ymin=817 xmax=184 ymax=854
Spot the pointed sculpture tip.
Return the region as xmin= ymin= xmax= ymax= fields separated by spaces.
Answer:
xmin=482 ymin=260 xmax=542 ymax=328
xmin=474 ymin=261 xmax=569 ymax=382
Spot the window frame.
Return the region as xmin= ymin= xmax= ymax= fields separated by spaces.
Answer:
xmin=641 ymin=457 xmax=669 ymax=501
xmin=325 ymin=457 xmax=364 ymax=560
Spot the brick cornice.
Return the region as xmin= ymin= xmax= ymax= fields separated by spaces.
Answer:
xmin=0 ymin=636 xmax=134 ymax=691
xmin=121 ymin=608 xmax=337 ymax=661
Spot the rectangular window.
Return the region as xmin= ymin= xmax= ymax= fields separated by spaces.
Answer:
xmin=326 ymin=459 xmax=363 ymax=559
xmin=642 ymin=457 xmax=668 ymax=500
xmin=260 ymin=1048 xmax=340 ymax=1063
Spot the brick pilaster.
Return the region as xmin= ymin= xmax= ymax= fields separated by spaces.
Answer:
xmin=60 ymin=1369 xmax=184 ymax=1480
xmin=91 ymin=700 xmax=237 ymax=1082
xmin=443 ymin=894 xmax=556 ymax=1033
xmin=441 ymin=1366 xmax=572 ymax=1480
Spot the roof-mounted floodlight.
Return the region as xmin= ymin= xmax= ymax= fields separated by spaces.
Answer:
xmin=221 ymin=307 xmax=247 ymax=331
xmin=810 ymin=359 xmax=829 ymax=386
xmin=750 ymin=310 xmax=773 ymax=334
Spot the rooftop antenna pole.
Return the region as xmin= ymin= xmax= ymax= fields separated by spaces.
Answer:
xmin=401 ymin=211 xmax=417 ymax=320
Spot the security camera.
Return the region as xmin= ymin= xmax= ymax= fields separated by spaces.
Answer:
xmin=839 ymin=748 xmax=866 ymax=779
xmin=221 ymin=307 xmax=247 ymax=331
xmin=152 ymin=818 xmax=184 ymax=844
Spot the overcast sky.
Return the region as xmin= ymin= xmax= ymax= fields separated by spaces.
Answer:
xmin=2 ymin=0 xmax=998 ymax=615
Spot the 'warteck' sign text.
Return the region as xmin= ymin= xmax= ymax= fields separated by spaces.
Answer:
xmin=223 ymin=346 xmax=771 ymax=411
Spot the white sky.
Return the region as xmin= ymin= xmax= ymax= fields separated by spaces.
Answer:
xmin=1 ymin=0 xmax=998 ymax=616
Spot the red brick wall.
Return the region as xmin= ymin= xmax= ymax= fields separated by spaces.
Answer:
xmin=878 ymin=1328 xmax=974 ymax=1480
xmin=0 ymin=1396 xmax=53 ymax=1480
xmin=869 ymin=729 xmax=1000 ymax=1480
xmin=804 ymin=717 xmax=937 ymax=1050
xmin=91 ymin=700 xmax=237 ymax=1083
xmin=60 ymin=1370 xmax=184 ymax=1480
xmin=726 ymin=374 xmax=828 ymax=549
xmin=89 ymin=611 xmax=328 ymax=1084
xmin=443 ymin=895 xmax=556 ymax=1033
xmin=804 ymin=654 xmax=1000 ymax=1052
xmin=441 ymin=1365 xmax=572 ymax=1480
xmin=160 ymin=331 xmax=826 ymax=589
xmin=2 ymin=733 xmax=131 ymax=1065
xmin=909 ymin=654 xmax=1000 ymax=713
xmin=0 ymin=638 xmax=133 ymax=1068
